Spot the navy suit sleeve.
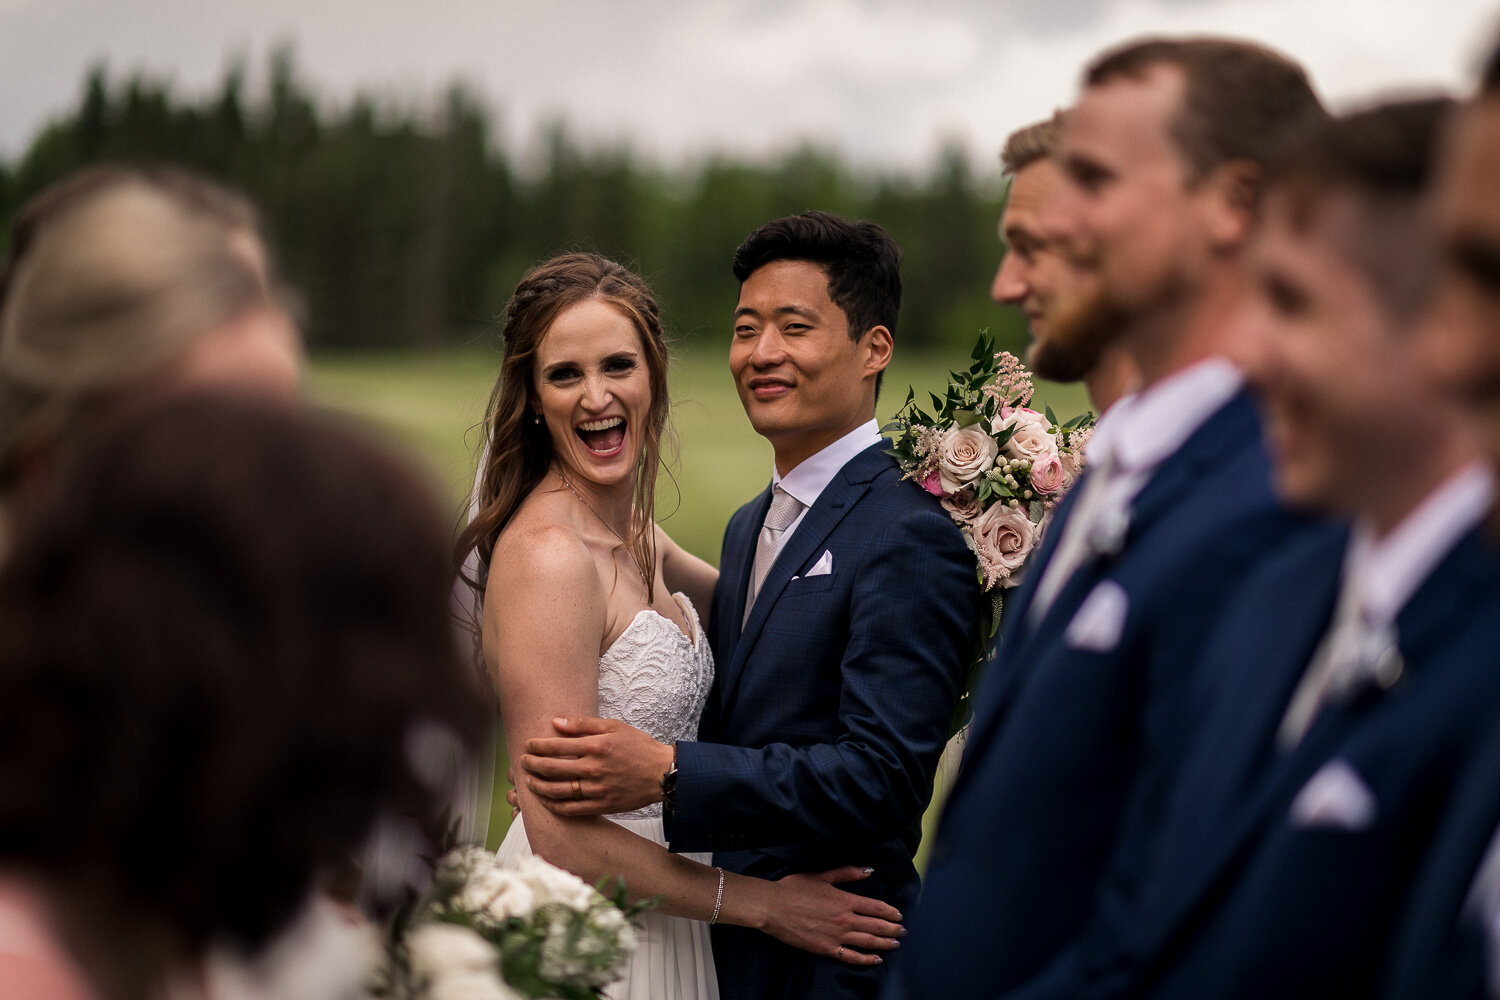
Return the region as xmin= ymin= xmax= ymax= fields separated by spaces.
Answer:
xmin=669 ymin=495 xmax=979 ymax=853
xmin=991 ymin=489 xmax=1313 ymax=1000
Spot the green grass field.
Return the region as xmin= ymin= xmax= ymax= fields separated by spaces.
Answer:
xmin=306 ymin=342 xmax=1091 ymax=851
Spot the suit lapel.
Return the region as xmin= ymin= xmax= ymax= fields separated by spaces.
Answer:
xmin=724 ymin=486 xmax=771 ymax=646
xmin=715 ymin=444 xmax=887 ymax=711
xmin=1007 ymin=391 xmax=1263 ymax=668
xmin=1145 ymin=523 xmax=1500 ymax=961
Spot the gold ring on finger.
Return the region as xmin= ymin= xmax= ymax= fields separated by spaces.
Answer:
xmin=571 ymin=778 xmax=582 ymax=800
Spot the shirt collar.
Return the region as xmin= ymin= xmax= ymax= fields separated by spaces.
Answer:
xmin=1344 ymin=460 xmax=1497 ymax=628
xmin=1088 ymin=358 xmax=1243 ymax=475
xmin=772 ymin=419 xmax=881 ymax=509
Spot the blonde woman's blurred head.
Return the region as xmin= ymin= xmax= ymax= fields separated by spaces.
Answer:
xmin=0 ymin=165 xmax=302 ymax=495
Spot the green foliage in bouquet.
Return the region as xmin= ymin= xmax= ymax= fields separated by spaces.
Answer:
xmin=883 ymin=330 xmax=1095 ymax=734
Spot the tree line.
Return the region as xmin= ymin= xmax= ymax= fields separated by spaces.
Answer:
xmin=0 ymin=50 xmax=1023 ymax=354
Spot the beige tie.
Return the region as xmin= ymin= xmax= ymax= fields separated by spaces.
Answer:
xmin=1277 ymin=579 xmax=1397 ymax=750
xmin=745 ymin=486 xmax=804 ymax=623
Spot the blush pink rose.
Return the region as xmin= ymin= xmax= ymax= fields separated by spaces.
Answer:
xmin=993 ymin=407 xmax=1058 ymax=465
xmin=936 ymin=426 xmax=998 ymax=494
xmin=1059 ymin=448 xmax=1083 ymax=491
xmin=1030 ymin=456 xmax=1065 ymax=496
xmin=970 ymin=502 xmax=1037 ymax=589
xmin=941 ymin=488 xmax=983 ymax=523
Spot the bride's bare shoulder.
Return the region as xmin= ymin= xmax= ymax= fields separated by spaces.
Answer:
xmin=489 ymin=505 xmax=595 ymax=592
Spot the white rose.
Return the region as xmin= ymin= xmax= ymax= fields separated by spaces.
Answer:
xmin=993 ymin=407 xmax=1058 ymax=465
xmin=426 ymin=971 xmax=524 ymax=1000
xmin=407 ymin=923 xmax=497 ymax=982
xmin=970 ymin=502 xmax=1038 ymax=589
xmin=517 ymin=856 xmax=600 ymax=910
xmin=936 ymin=426 xmax=999 ymax=494
xmin=435 ymin=847 xmax=494 ymax=891
xmin=459 ymin=866 xmax=536 ymax=925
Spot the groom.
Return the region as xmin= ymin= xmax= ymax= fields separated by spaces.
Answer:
xmin=520 ymin=211 xmax=982 ymax=999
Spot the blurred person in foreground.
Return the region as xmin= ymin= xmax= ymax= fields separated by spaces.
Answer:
xmin=1088 ymin=94 xmax=1500 ymax=1000
xmin=0 ymin=393 xmax=490 ymax=1000
xmin=0 ymin=162 xmax=487 ymax=873
xmin=0 ymin=164 xmax=301 ymax=549
xmin=991 ymin=110 xmax=1139 ymax=413
xmin=1375 ymin=44 xmax=1500 ymax=1000
xmin=454 ymin=251 xmax=906 ymax=1000
xmin=893 ymin=37 xmax=1322 ymax=999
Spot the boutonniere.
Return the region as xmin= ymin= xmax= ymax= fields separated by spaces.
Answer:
xmin=1086 ymin=505 xmax=1131 ymax=561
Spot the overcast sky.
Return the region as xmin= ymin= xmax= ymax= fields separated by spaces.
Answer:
xmin=2 ymin=0 xmax=1497 ymax=174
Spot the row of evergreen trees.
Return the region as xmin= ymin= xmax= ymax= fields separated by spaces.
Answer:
xmin=0 ymin=50 xmax=1023 ymax=354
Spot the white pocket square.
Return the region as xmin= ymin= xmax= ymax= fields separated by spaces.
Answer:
xmin=1289 ymin=758 xmax=1377 ymax=831
xmin=803 ymin=550 xmax=835 ymax=577
xmin=1064 ymin=580 xmax=1128 ymax=653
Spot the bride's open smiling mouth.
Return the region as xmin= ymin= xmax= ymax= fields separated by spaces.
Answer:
xmin=577 ymin=416 xmax=627 ymax=456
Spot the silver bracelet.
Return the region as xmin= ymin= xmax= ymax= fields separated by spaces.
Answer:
xmin=709 ymin=867 xmax=725 ymax=924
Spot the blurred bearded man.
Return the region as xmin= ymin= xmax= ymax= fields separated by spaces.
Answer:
xmin=892 ymin=37 xmax=1323 ymax=1000
xmin=1100 ymin=94 xmax=1500 ymax=1000
xmin=991 ymin=111 xmax=1138 ymax=412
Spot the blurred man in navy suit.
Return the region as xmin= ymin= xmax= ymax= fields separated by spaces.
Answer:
xmin=1374 ymin=44 xmax=1500 ymax=1000
xmin=894 ymin=37 xmax=1322 ymax=1000
xmin=1087 ymin=97 xmax=1500 ymax=1000
xmin=989 ymin=110 xmax=1139 ymax=414
xmin=515 ymin=212 xmax=982 ymax=1000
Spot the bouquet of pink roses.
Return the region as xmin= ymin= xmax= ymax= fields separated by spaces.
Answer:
xmin=884 ymin=332 xmax=1093 ymax=729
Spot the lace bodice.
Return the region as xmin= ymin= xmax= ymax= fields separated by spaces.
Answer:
xmin=598 ymin=593 xmax=714 ymax=819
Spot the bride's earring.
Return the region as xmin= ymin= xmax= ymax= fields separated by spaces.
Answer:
xmin=533 ymin=413 xmax=543 ymax=426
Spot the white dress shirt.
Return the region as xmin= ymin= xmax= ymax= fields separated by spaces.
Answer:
xmin=1277 ymin=460 xmax=1495 ymax=748
xmin=1029 ymin=358 xmax=1244 ymax=621
xmin=1338 ymin=461 xmax=1496 ymax=632
xmin=764 ymin=418 xmax=881 ymax=566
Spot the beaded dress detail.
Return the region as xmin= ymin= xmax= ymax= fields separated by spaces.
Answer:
xmin=597 ymin=593 xmax=714 ymax=820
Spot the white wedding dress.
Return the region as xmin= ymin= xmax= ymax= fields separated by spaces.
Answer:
xmin=496 ymin=592 xmax=719 ymax=1000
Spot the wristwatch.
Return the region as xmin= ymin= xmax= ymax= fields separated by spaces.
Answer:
xmin=659 ymin=743 xmax=679 ymax=816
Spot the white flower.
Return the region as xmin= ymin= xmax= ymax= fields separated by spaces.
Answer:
xmin=458 ymin=866 xmax=537 ymax=926
xmin=427 ymin=971 xmax=524 ymax=1000
xmin=994 ymin=407 xmax=1059 ymax=466
xmin=936 ymin=426 xmax=999 ymax=493
xmin=516 ymin=856 xmax=601 ymax=911
xmin=407 ymin=923 xmax=497 ymax=982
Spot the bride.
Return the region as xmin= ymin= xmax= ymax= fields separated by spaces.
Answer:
xmin=455 ymin=254 xmax=902 ymax=1000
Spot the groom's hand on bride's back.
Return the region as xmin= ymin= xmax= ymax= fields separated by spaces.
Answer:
xmin=521 ymin=717 xmax=674 ymax=816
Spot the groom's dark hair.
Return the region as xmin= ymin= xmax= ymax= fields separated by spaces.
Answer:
xmin=731 ymin=210 xmax=901 ymax=395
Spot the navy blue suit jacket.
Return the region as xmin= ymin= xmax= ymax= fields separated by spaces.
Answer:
xmin=1115 ymin=524 xmax=1500 ymax=1000
xmin=893 ymin=389 xmax=1308 ymax=999
xmin=1377 ymin=722 xmax=1500 ymax=1000
xmin=668 ymin=441 xmax=982 ymax=1000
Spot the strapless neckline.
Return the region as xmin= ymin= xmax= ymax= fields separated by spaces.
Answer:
xmin=607 ymin=592 xmax=702 ymax=655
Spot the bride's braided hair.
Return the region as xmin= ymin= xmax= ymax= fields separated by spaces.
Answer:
xmin=455 ymin=253 xmax=670 ymax=618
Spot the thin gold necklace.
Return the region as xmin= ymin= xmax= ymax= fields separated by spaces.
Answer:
xmin=556 ymin=471 xmax=648 ymax=587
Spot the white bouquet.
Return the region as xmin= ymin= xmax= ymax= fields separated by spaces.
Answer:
xmin=371 ymin=847 xmax=651 ymax=1000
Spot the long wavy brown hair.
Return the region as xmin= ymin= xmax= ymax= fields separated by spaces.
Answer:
xmin=455 ymin=253 xmax=670 ymax=619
